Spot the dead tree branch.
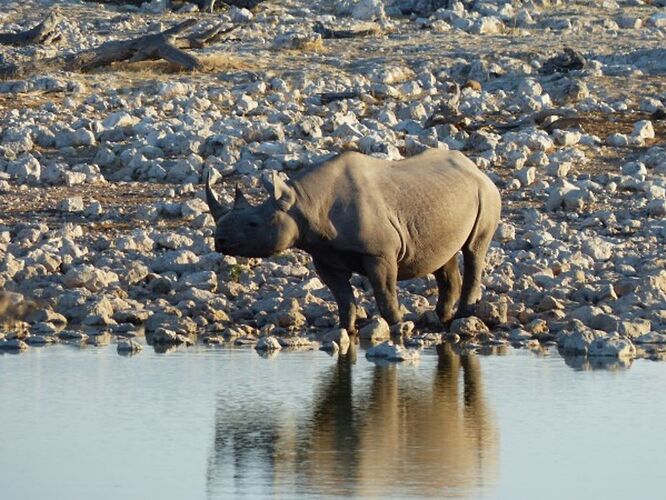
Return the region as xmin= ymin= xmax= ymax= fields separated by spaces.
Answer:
xmin=0 ymin=11 xmax=62 ymax=46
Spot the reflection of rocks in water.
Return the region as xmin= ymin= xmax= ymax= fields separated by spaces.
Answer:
xmin=206 ymin=343 xmax=498 ymax=497
xmin=563 ymin=353 xmax=633 ymax=371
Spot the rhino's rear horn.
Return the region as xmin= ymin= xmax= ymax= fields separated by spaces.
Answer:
xmin=205 ymin=173 xmax=226 ymax=221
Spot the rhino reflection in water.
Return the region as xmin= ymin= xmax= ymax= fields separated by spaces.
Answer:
xmin=206 ymin=346 xmax=498 ymax=497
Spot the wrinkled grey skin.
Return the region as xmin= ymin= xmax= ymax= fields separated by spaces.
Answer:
xmin=206 ymin=149 xmax=501 ymax=334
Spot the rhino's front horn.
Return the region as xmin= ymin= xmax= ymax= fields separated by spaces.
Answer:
xmin=234 ymin=184 xmax=251 ymax=210
xmin=205 ymin=173 xmax=226 ymax=221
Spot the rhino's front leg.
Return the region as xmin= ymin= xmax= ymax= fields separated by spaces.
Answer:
xmin=313 ymin=258 xmax=358 ymax=334
xmin=362 ymin=255 xmax=402 ymax=325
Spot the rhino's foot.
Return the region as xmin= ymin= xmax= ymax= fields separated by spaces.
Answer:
xmin=415 ymin=310 xmax=442 ymax=329
xmin=454 ymin=303 xmax=477 ymax=319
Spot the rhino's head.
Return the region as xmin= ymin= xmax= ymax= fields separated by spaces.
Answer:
xmin=206 ymin=172 xmax=299 ymax=258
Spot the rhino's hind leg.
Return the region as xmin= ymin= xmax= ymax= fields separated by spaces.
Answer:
xmin=313 ymin=259 xmax=358 ymax=333
xmin=363 ymin=255 xmax=402 ymax=325
xmin=456 ymin=210 xmax=497 ymax=319
xmin=434 ymin=255 xmax=462 ymax=324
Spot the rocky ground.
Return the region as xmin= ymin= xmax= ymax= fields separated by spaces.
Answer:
xmin=1 ymin=0 xmax=665 ymax=367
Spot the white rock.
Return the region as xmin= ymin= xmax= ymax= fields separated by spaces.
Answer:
xmin=469 ymin=16 xmax=504 ymax=34
xmin=63 ymin=265 xmax=119 ymax=292
xmin=517 ymin=166 xmax=536 ymax=186
xmin=102 ymin=112 xmax=139 ymax=130
xmin=450 ymin=316 xmax=489 ymax=336
xmin=236 ymin=94 xmax=258 ymax=114
xmin=322 ymin=328 xmax=350 ymax=349
xmin=255 ymin=336 xmax=282 ymax=351
xmin=365 ymin=341 xmax=420 ymax=361
xmin=55 ymin=128 xmax=96 ymax=148
xmin=117 ymin=339 xmax=143 ymax=353
xmin=495 ymin=222 xmax=516 ymax=242
xmin=606 ymin=133 xmax=629 ymax=147
xmin=7 ymin=155 xmax=41 ymax=184
xmin=582 ymin=237 xmax=614 ymax=261
xmin=359 ymin=316 xmax=390 ymax=341
xmin=588 ymin=336 xmax=636 ymax=358
xmin=553 ymin=130 xmax=581 ymax=146
xmin=351 ymin=0 xmax=386 ymax=21
xmin=57 ymin=197 xmax=84 ymax=212
xmin=229 ymin=7 xmax=253 ymax=23
xmin=558 ymin=327 xmax=604 ymax=354
xmin=632 ymin=120 xmax=655 ymax=140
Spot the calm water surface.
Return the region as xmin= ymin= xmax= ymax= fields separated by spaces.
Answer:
xmin=1 ymin=342 xmax=665 ymax=499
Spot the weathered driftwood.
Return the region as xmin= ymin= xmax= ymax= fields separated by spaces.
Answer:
xmin=481 ymin=108 xmax=578 ymax=132
xmin=313 ymin=21 xmax=380 ymax=39
xmin=0 ymin=20 xmax=237 ymax=80
xmin=0 ymin=11 xmax=62 ymax=46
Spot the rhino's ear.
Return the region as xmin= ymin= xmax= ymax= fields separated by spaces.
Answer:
xmin=205 ymin=173 xmax=226 ymax=221
xmin=234 ymin=184 xmax=252 ymax=210
xmin=263 ymin=171 xmax=296 ymax=212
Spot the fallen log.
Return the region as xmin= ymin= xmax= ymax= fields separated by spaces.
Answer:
xmin=0 ymin=10 xmax=62 ymax=46
xmin=0 ymin=19 xmax=237 ymax=80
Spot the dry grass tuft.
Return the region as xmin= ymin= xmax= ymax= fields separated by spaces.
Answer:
xmin=280 ymin=38 xmax=327 ymax=54
xmin=299 ymin=38 xmax=327 ymax=53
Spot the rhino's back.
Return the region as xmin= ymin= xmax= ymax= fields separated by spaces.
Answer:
xmin=296 ymin=149 xmax=499 ymax=278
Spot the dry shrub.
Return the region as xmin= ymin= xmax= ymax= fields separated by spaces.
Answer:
xmin=297 ymin=38 xmax=326 ymax=53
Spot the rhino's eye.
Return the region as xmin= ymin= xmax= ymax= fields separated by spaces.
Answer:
xmin=248 ymin=222 xmax=259 ymax=228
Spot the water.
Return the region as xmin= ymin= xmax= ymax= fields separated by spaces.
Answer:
xmin=1 ymin=343 xmax=665 ymax=499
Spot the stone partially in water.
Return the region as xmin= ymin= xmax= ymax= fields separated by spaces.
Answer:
xmin=390 ymin=321 xmax=415 ymax=337
xmin=0 ymin=338 xmax=28 ymax=351
xmin=255 ymin=336 xmax=282 ymax=352
xmin=25 ymin=334 xmax=56 ymax=345
xmin=450 ymin=316 xmax=489 ymax=337
xmin=558 ymin=322 xmax=604 ymax=354
xmin=151 ymin=328 xmax=193 ymax=345
xmin=277 ymin=337 xmax=318 ymax=350
xmin=58 ymin=330 xmax=89 ymax=342
xmin=117 ymin=339 xmax=143 ymax=354
xmin=322 ymin=328 xmax=350 ymax=349
xmin=588 ymin=337 xmax=636 ymax=358
xmin=359 ymin=317 xmax=390 ymax=341
xmin=320 ymin=340 xmax=339 ymax=354
xmin=634 ymin=332 xmax=666 ymax=345
xmin=365 ymin=340 xmax=420 ymax=362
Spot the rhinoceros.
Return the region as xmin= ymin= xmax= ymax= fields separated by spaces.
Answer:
xmin=206 ymin=149 xmax=501 ymax=333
